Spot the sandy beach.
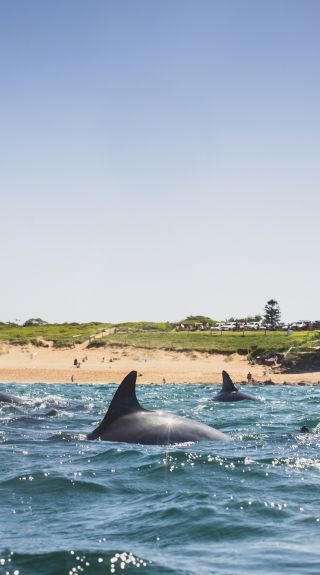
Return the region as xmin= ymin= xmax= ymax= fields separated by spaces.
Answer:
xmin=0 ymin=342 xmax=319 ymax=385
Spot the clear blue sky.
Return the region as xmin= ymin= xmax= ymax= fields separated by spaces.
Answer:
xmin=1 ymin=0 xmax=319 ymax=323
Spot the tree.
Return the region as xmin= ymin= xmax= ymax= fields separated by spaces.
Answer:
xmin=227 ymin=315 xmax=262 ymax=323
xmin=23 ymin=318 xmax=48 ymax=327
xmin=180 ymin=315 xmax=216 ymax=325
xmin=264 ymin=300 xmax=281 ymax=329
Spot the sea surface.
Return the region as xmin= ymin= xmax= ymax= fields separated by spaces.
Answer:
xmin=0 ymin=381 xmax=319 ymax=575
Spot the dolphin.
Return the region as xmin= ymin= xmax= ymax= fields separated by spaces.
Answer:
xmin=0 ymin=391 xmax=45 ymax=406
xmin=300 ymin=426 xmax=313 ymax=434
xmin=87 ymin=371 xmax=230 ymax=444
xmin=5 ymin=409 xmax=58 ymax=425
xmin=0 ymin=391 xmax=25 ymax=405
xmin=212 ymin=371 xmax=257 ymax=402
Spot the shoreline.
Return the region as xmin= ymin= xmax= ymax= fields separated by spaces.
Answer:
xmin=0 ymin=343 xmax=320 ymax=385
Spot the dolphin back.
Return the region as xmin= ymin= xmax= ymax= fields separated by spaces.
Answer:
xmin=95 ymin=410 xmax=230 ymax=444
xmin=0 ymin=392 xmax=24 ymax=405
xmin=87 ymin=371 xmax=230 ymax=444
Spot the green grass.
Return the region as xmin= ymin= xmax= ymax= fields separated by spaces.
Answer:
xmin=114 ymin=322 xmax=174 ymax=331
xmin=0 ymin=322 xmax=112 ymax=347
xmin=87 ymin=329 xmax=319 ymax=354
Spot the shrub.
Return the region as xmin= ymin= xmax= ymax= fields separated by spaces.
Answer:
xmin=52 ymin=340 xmax=74 ymax=349
xmin=87 ymin=340 xmax=107 ymax=348
xmin=30 ymin=338 xmax=49 ymax=348
xmin=11 ymin=338 xmax=28 ymax=346
xmin=282 ymin=351 xmax=320 ymax=372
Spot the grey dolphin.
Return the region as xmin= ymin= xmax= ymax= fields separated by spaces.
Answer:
xmin=300 ymin=426 xmax=313 ymax=434
xmin=6 ymin=409 xmax=58 ymax=425
xmin=0 ymin=391 xmax=44 ymax=406
xmin=87 ymin=371 xmax=230 ymax=444
xmin=212 ymin=371 xmax=257 ymax=402
xmin=0 ymin=391 xmax=24 ymax=405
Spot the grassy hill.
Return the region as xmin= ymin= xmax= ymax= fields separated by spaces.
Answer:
xmin=89 ymin=324 xmax=320 ymax=371
xmin=0 ymin=321 xmax=319 ymax=371
xmin=87 ymin=326 xmax=316 ymax=354
xmin=0 ymin=322 xmax=112 ymax=348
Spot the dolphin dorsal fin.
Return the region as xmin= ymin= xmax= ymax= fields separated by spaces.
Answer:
xmin=107 ymin=370 xmax=142 ymax=417
xmin=87 ymin=371 xmax=143 ymax=439
xmin=221 ymin=371 xmax=238 ymax=392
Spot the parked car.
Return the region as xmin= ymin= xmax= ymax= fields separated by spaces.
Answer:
xmin=221 ymin=322 xmax=237 ymax=331
xmin=259 ymin=323 xmax=279 ymax=330
xmin=244 ymin=322 xmax=261 ymax=330
xmin=210 ymin=324 xmax=224 ymax=331
xmin=290 ymin=321 xmax=308 ymax=330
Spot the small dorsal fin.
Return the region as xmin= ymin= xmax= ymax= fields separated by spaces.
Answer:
xmin=221 ymin=371 xmax=238 ymax=392
xmin=107 ymin=370 xmax=142 ymax=415
xmin=87 ymin=371 xmax=144 ymax=439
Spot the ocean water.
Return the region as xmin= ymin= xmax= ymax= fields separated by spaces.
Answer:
xmin=0 ymin=382 xmax=319 ymax=575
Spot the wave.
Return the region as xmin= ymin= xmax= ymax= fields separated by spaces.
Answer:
xmin=0 ymin=549 xmax=173 ymax=575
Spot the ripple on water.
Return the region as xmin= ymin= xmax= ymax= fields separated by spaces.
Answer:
xmin=1 ymin=383 xmax=320 ymax=574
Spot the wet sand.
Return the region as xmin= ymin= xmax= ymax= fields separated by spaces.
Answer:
xmin=0 ymin=343 xmax=319 ymax=385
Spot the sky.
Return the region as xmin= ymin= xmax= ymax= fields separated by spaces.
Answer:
xmin=1 ymin=0 xmax=319 ymax=324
